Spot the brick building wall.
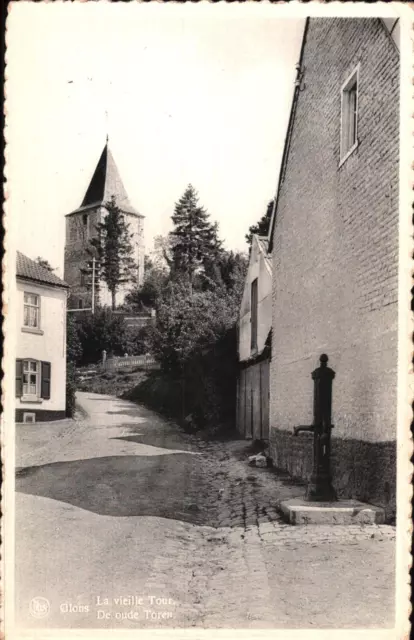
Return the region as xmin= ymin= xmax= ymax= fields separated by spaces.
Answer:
xmin=269 ymin=18 xmax=399 ymax=518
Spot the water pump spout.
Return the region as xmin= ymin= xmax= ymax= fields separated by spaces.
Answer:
xmin=293 ymin=425 xmax=314 ymax=437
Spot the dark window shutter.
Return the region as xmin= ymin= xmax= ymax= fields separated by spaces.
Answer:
xmin=15 ymin=359 xmax=23 ymax=397
xmin=41 ymin=361 xmax=51 ymax=400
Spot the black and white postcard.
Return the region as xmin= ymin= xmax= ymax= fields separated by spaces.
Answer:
xmin=2 ymin=2 xmax=412 ymax=639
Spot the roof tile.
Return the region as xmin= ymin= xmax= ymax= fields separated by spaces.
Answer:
xmin=16 ymin=252 xmax=69 ymax=289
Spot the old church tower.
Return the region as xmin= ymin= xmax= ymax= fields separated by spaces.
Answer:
xmin=64 ymin=141 xmax=145 ymax=309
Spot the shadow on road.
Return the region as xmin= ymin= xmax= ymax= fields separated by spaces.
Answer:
xmin=105 ymin=409 xmax=149 ymax=416
xmin=85 ymin=397 xmax=117 ymax=401
xmin=15 ymin=454 xmax=210 ymax=524
xmin=107 ymin=420 xmax=199 ymax=453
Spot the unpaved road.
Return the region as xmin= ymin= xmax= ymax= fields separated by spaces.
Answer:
xmin=15 ymin=392 xmax=395 ymax=630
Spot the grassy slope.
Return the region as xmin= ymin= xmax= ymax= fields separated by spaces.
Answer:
xmin=77 ymin=367 xmax=150 ymax=398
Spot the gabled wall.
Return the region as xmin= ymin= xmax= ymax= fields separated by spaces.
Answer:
xmin=269 ymin=18 xmax=399 ymax=516
xmin=239 ymin=236 xmax=272 ymax=362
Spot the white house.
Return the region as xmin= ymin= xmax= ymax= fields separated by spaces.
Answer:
xmin=237 ymin=235 xmax=272 ymax=441
xmin=15 ymin=252 xmax=69 ymax=422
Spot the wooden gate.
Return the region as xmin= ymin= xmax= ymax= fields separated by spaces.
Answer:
xmin=237 ymin=358 xmax=270 ymax=442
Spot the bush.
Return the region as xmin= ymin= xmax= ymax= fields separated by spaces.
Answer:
xmin=149 ymin=282 xmax=240 ymax=372
xmin=136 ymin=271 xmax=244 ymax=433
xmin=66 ymin=363 xmax=77 ymax=418
xmin=75 ymin=309 xmax=127 ymax=365
xmin=126 ymin=326 xmax=238 ymax=433
xmin=101 ymin=371 xmax=116 ymax=380
xmin=66 ymin=315 xmax=82 ymax=417
xmin=122 ymin=325 xmax=153 ymax=356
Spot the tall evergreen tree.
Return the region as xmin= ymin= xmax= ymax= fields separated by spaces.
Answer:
xmin=245 ymin=199 xmax=274 ymax=247
xmin=170 ymin=185 xmax=221 ymax=293
xmin=90 ymin=195 xmax=136 ymax=310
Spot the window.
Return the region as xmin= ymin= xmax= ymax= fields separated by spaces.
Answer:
xmin=16 ymin=360 xmax=51 ymax=400
xmin=23 ymin=293 xmax=40 ymax=328
xmin=23 ymin=360 xmax=40 ymax=397
xmin=251 ymin=278 xmax=258 ymax=352
xmin=82 ymin=214 xmax=89 ymax=239
xmin=341 ymin=67 xmax=359 ymax=162
xmin=69 ymin=220 xmax=78 ymax=242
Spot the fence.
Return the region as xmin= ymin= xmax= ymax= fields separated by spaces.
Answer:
xmin=103 ymin=354 xmax=160 ymax=371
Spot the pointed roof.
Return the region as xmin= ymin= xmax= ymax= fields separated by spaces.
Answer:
xmin=67 ymin=143 xmax=143 ymax=217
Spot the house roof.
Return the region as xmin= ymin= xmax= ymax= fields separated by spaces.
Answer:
xmin=268 ymin=17 xmax=400 ymax=252
xmin=16 ymin=251 xmax=69 ymax=289
xmin=67 ymin=142 xmax=143 ymax=218
xmin=256 ymin=235 xmax=272 ymax=272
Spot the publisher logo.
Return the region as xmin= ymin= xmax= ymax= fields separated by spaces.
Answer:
xmin=29 ymin=597 xmax=50 ymax=619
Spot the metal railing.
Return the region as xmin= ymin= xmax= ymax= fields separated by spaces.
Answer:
xmin=103 ymin=354 xmax=160 ymax=370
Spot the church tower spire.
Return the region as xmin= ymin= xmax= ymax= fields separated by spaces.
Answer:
xmin=78 ymin=140 xmax=139 ymax=216
xmin=64 ymin=140 xmax=145 ymax=310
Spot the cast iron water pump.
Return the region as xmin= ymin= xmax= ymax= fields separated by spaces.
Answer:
xmin=293 ymin=354 xmax=337 ymax=502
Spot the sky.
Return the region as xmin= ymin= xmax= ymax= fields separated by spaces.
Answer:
xmin=6 ymin=3 xmax=305 ymax=276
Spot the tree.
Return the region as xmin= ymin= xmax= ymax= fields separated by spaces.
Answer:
xmin=202 ymin=249 xmax=248 ymax=294
xmin=122 ymin=324 xmax=153 ymax=356
xmin=144 ymin=255 xmax=154 ymax=271
xmin=245 ymin=199 xmax=274 ymax=247
xmin=148 ymin=276 xmax=244 ymax=428
xmin=75 ymin=309 xmax=127 ymax=364
xmin=36 ymin=257 xmax=55 ymax=272
xmin=152 ymin=235 xmax=174 ymax=270
xmin=170 ymin=185 xmax=222 ymax=294
xmin=90 ymin=196 xmax=136 ymax=310
xmin=150 ymin=284 xmax=238 ymax=372
xmin=125 ymin=265 xmax=169 ymax=311
xmin=218 ymin=250 xmax=248 ymax=297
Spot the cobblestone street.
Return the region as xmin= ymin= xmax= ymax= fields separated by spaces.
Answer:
xmin=15 ymin=392 xmax=395 ymax=630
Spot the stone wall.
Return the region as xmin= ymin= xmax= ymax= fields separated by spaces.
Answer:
xmin=270 ymin=430 xmax=396 ymax=520
xmin=64 ymin=206 xmax=145 ymax=309
xmin=269 ymin=19 xmax=399 ymax=510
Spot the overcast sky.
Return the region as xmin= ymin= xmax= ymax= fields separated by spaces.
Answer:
xmin=7 ymin=3 xmax=305 ymax=276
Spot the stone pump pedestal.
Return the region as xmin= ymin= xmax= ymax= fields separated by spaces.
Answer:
xmin=293 ymin=353 xmax=337 ymax=502
xmin=280 ymin=354 xmax=385 ymax=525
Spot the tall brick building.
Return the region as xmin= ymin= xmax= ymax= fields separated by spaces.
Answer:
xmin=268 ymin=18 xmax=399 ymax=516
xmin=64 ymin=141 xmax=145 ymax=309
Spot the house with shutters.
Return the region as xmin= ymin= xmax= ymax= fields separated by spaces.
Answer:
xmin=15 ymin=252 xmax=69 ymax=422
xmin=236 ymin=234 xmax=272 ymax=442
